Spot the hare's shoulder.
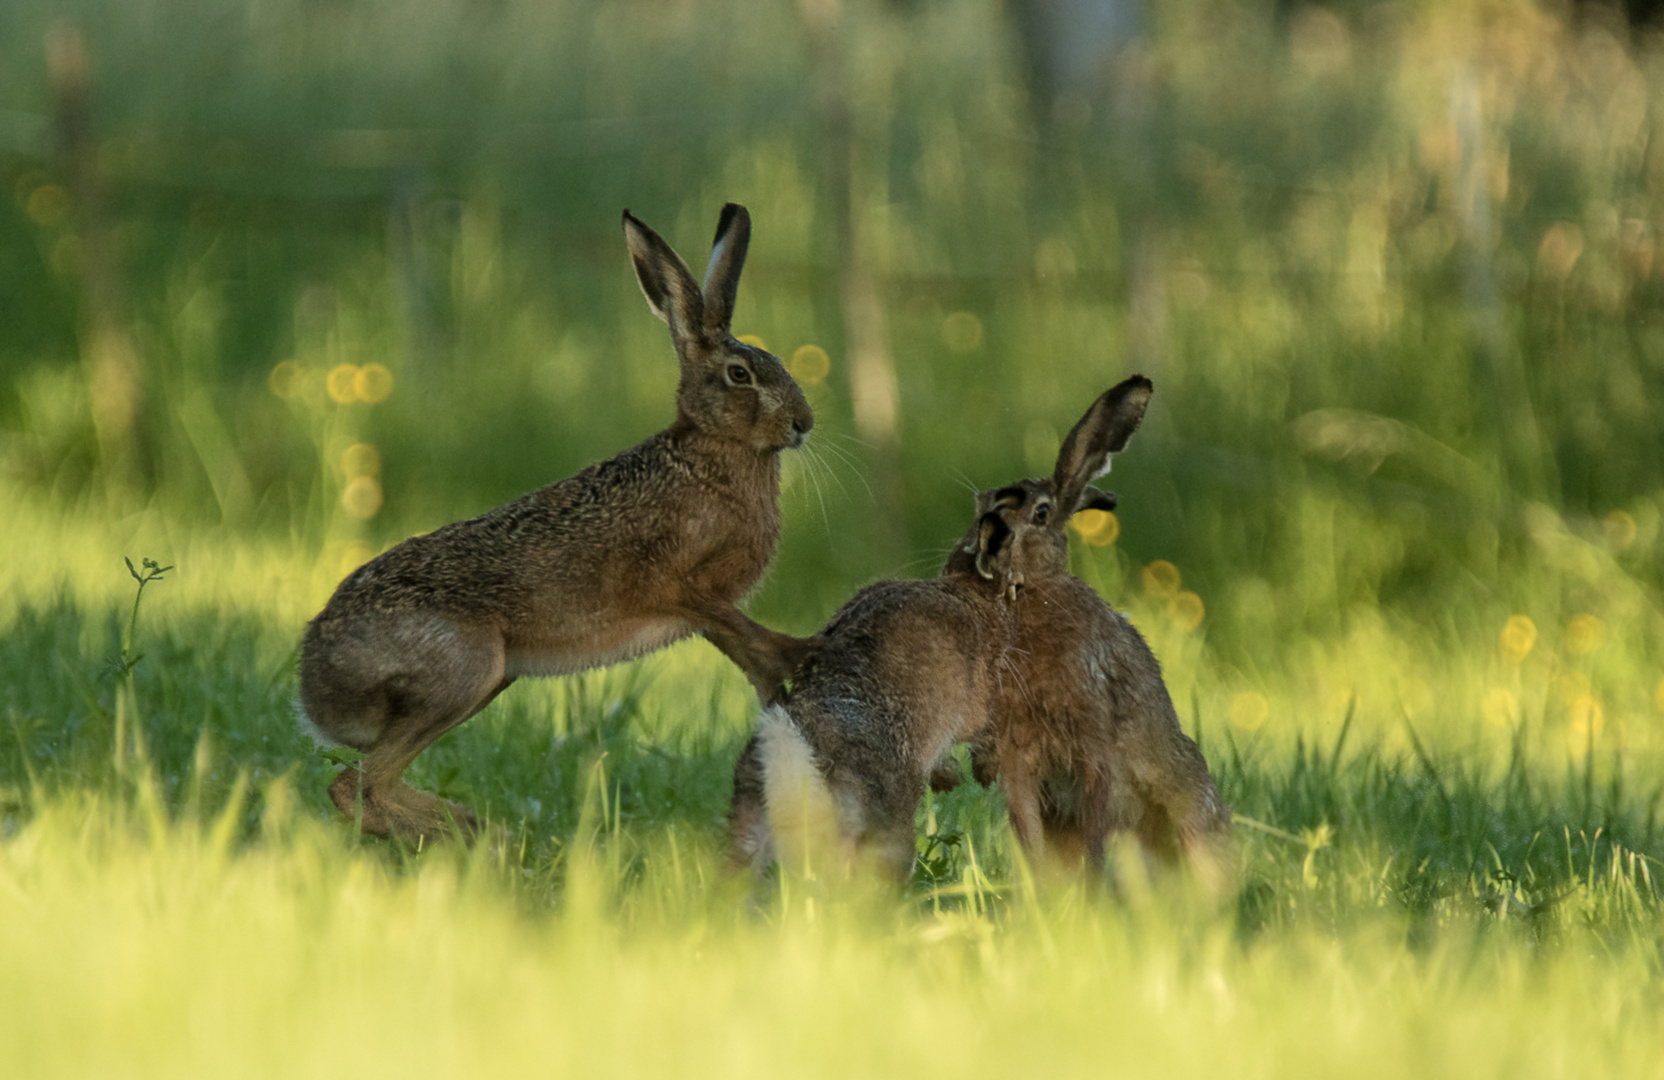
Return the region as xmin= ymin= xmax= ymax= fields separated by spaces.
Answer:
xmin=441 ymin=432 xmax=704 ymax=536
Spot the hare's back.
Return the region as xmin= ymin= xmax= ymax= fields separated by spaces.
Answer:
xmin=317 ymin=441 xmax=716 ymax=623
xmin=793 ymin=578 xmax=997 ymax=772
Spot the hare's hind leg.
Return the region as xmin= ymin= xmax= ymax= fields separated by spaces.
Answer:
xmin=329 ymin=627 xmax=512 ymax=843
xmin=998 ymin=760 xmax=1047 ymax=863
xmin=1128 ymin=751 xmax=1233 ymax=887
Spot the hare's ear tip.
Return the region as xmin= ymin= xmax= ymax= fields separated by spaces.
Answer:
xmin=713 ymin=203 xmax=749 ymax=240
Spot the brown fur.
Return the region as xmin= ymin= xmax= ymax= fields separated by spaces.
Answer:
xmin=299 ymin=204 xmax=815 ymax=843
xmin=727 ymin=527 xmax=1017 ymax=881
xmin=962 ymin=378 xmax=1233 ymax=879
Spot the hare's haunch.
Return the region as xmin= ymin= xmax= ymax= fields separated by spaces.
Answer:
xmin=300 ymin=204 xmax=814 ymax=843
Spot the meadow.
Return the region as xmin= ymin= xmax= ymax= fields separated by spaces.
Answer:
xmin=3 ymin=0 xmax=1664 ymax=1075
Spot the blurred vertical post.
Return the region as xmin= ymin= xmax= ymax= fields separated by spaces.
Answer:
xmin=389 ymin=161 xmax=443 ymax=374
xmin=1452 ymin=70 xmax=1547 ymax=500
xmin=1007 ymin=0 xmax=1162 ymax=374
xmin=801 ymin=0 xmax=907 ymax=556
xmin=48 ymin=24 xmax=143 ymax=500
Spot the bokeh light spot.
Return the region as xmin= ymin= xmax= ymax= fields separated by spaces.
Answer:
xmin=1171 ymin=590 xmax=1205 ymax=632
xmin=1565 ymin=614 xmax=1606 ymax=656
xmin=789 ymin=344 xmax=831 ymax=385
xmin=354 ymin=363 xmax=394 ymax=404
xmin=1603 ymin=510 xmax=1637 ymax=551
xmin=1229 ymin=692 xmax=1269 ymax=732
xmin=268 ymin=360 xmax=305 ymax=401
xmin=1499 ymin=615 xmax=1537 ymax=663
xmin=941 ymin=311 xmax=984 ymax=353
xmin=1143 ymin=560 xmax=1181 ymax=599
xmin=1070 ymin=508 xmax=1119 ymax=546
xmin=341 ymin=476 xmax=383 ymax=519
xmin=326 ymin=364 xmax=360 ymax=404
xmin=1567 ymin=694 xmax=1605 ymax=740
xmin=737 ymin=334 xmax=769 ymax=352
xmin=26 ymin=183 xmax=70 ymax=227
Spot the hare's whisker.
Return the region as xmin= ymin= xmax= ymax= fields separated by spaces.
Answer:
xmin=828 ymin=431 xmax=877 ymax=452
xmin=813 ymin=438 xmax=875 ymax=500
xmin=947 ymin=466 xmax=982 ymax=497
xmin=805 ymin=442 xmax=850 ymax=500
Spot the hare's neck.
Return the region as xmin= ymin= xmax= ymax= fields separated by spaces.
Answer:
xmin=668 ymin=427 xmax=781 ymax=493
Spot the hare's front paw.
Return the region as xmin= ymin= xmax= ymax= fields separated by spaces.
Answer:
xmin=928 ymin=756 xmax=967 ymax=792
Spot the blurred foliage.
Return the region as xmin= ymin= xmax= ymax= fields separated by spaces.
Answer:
xmin=1 ymin=0 xmax=1663 ymax=789
xmin=2 ymin=9 xmax=1664 ymax=1070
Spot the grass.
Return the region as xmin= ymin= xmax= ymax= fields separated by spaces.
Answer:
xmin=3 ymin=0 xmax=1664 ymax=1074
xmin=3 ymin=479 xmax=1662 ymax=1077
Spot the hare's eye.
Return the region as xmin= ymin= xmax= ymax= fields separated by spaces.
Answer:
xmin=727 ymin=364 xmax=752 ymax=386
xmin=1034 ymin=504 xmax=1051 ymax=525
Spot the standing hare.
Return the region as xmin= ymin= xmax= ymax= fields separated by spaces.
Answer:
xmin=300 ymin=204 xmax=814 ymax=843
xmin=726 ymin=514 xmax=1021 ymax=881
xmin=964 ymin=376 xmax=1232 ymax=881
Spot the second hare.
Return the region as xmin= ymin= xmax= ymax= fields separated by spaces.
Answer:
xmin=299 ymin=204 xmax=814 ymax=843
xmin=728 ymin=514 xmax=1021 ymax=882
xmin=966 ymin=376 xmax=1232 ymax=880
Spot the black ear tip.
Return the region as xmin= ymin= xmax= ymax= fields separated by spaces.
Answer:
xmin=622 ymin=209 xmax=641 ymax=231
xmin=713 ymin=202 xmax=748 ymax=243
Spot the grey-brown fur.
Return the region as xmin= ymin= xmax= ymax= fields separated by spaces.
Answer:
xmin=962 ymin=377 xmax=1232 ymax=877
xmin=299 ymin=204 xmax=814 ymax=842
xmin=728 ymin=521 xmax=1018 ymax=881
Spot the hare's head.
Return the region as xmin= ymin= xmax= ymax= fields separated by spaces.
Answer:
xmin=623 ymin=204 xmax=813 ymax=454
xmin=946 ymin=376 xmax=1152 ymax=587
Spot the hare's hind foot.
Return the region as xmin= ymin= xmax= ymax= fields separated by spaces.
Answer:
xmin=329 ymin=768 xmax=481 ymax=845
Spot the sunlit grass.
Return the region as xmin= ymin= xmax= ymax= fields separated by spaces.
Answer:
xmin=5 ymin=1 xmax=1664 ymax=1074
xmin=2 ymin=760 xmax=1661 ymax=1079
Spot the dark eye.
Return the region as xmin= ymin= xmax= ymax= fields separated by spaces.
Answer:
xmin=1034 ymin=503 xmax=1051 ymax=525
xmin=727 ymin=364 xmax=752 ymax=385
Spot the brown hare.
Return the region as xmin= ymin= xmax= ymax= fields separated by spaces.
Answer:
xmin=964 ymin=376 xmax=1233 ymax=882
xmin=725 ymin=513 xmax=1020 ymax=881
xmin=299 ymin=203 xmax=815 ymax=843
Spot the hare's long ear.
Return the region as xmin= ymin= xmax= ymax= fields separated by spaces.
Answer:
xmin=1074 ymin=487 xmax=1117 ymax=514
xmin=974 ymin=512 xmax=1012 ymax=581
xmin=1053 ymin=375 xmax=1152 ymax=516
xmin=623 ymin=210 xmax=705 ymax=343
xmin=701 ymin=203 xmax=751 ymax=334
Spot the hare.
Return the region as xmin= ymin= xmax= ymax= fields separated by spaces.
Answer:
xmin=725 ymin=513 xmax=1021 ymax=881
xmin=299 ymin=203 xmax=815 ymax=843
xmin=963 ymin=376 xmax=1233 ymax=880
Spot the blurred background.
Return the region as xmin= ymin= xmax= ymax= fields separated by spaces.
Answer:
xmin=2 ymin=0 xmax=1662 ymax=767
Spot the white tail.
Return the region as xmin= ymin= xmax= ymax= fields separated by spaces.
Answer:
xmin=757 ymin=706 xmax=844 ymax=879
